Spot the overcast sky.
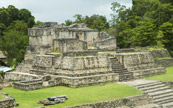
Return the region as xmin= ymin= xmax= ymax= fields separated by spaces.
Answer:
xmin=0 ymin=0 xmax=132 ymax=23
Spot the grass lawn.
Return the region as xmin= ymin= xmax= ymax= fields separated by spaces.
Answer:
xmin=154 ymin=57 xmax=172 ymax=60
xmin=1 ymin=83 xmax=142 ymax=108
xmin=146 ymin=66 xmax=173 ymax=81
xmin=0 ymin=94 xmax=4 ymax=100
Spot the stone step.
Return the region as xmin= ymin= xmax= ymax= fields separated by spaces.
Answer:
xmin=156 ymin=98 xmax=173 ymax=105
xmin=154 ymin=96 xmax=173 ymax=104
xmin=153 ymin=93 xmax=173 ymax=100
xmin=140 ymin=84 xmax=167 ymax=91
xmin=144 ymin=87 xmax=171 ymax=93
xmin=162 ymin=102 xmax=173 ymax=108
xmin=135 ymin=104 xmax=161 ymax=108
xmin=148 ymin=89 xmax=173 ymax=97
xmin=134 ymin=82 xmax=163 ymax=89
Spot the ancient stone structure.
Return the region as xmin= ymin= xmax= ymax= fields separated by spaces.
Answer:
xmin=0 ymin=93 xmax=16 ymax=108
xmin=5 ymin=22 xmax=119 ymax=90
xmin=4 ymin=22 xmax=167 ymax=90
xmin=115 ymin=52 xmax=166 ymax=79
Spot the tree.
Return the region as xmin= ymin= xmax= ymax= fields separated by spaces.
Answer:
xmin=0 ymin=9 xmax=9 ymax=26
xmin=84 ymin=14 xmax=109 ymax=31
xmin=110 ymin=2 xmax=127 ymax=25
xmin=159 ymin=22 xmax=173 ymax=53
xmin=131 ymin=18 xmax=157 ymax=47
xmin=73 ymin=14 xmax=84 ymax=23
xmin=18 ymin=9 xmax=35 ymax=27
xmin=7 ymin=5 xmax=19 ymax=23
xmin=110 ymin=0 xmax=173 ymax=50
xmin=64 ymin=20 xmax=73 ymax=26
xmin=7 ymin=20 xmax=28 ymax=34
xmin=156 ymin=30 xmax=165 ymax=48
xmin=34 ymin=20 xmax=43 ymax=27
xmin=0 ymin=30 xmax=29 ymax=67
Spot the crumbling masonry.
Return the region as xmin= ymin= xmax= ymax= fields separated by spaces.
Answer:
xmin=5 ymin=22 xmax=166 ymax=90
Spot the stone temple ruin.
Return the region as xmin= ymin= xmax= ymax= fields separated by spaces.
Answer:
xmin=5 ymin=22 xmax=166 ymax=90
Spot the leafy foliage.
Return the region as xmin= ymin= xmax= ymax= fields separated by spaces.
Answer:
xmin=0 ymin=71 xmax=5 ymax=79
xmin=0 ymin=5 xmax=35 ymax=36
xmin=0 ymin=30 xmax=29 ymax=67
xmin=64 ymin=14 xmax=109 ymax=31
xmin=0 ymin=5 xmax=34 ymax=67
xmin=111 ymin=0 xmax=173 ymax=55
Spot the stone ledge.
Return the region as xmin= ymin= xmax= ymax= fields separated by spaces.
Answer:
xmin=0 ymin=93 xmax=16 ymax=108
xmin=156 ymin=58 xmax=173 ymax=67
xmin=5 ymin=72 xmax=40 ymax=81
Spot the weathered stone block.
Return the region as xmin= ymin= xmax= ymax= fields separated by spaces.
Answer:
xmin=32 ymin=55 xmax=55 ymax=68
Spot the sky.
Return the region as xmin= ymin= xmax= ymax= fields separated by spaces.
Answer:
xmin=0 ymin=0 xmax=132 ymax=24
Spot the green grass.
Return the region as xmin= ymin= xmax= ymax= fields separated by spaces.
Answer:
xmin=154 ymin=57 xmax=172 ymax=60
xmin=51 ymin=51 xmax=63 ymax=56
xmin=136 ymin=47 xmax=164 ymax=51
xmin=0 ymin=94 xmax=4 ymax=100
xmin=146 ymin=67 xmax=173 ymax=81
xmin=1 ymin=83 xmax=142 ymax=108
xmin=88 ymin=46 xmax=97 ymax=49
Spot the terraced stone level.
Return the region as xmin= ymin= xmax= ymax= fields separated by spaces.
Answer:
xmin=134 ymin=81 xmax=173 ymax=108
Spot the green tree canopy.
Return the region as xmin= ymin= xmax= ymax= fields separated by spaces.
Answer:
xmin=110 ymin=0 xmax=173 ymax=55
xmin=0 ymin=30 xmax=29 ymax=67
xmin=7 ymin=20 xmax=28 ymax=34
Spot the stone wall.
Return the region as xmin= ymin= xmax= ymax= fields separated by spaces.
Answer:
xmin=32 ymin=55 xmax=55 ymax=68
xmin=28 ymin=23 xmax=116 ymax=48
xmin=155 ymin=58 xmax=173 ymax=67
xmin=95 ymin=37 xmax=116 ymax=50
xmin=5 ymin=72 xmax=40 ymax=81
xmin=56 ymin=29 xmax=99 ymax=46
xmin=65 ymin=94 xmax=152 ymax=108
xmin=115 ymin=52 xmax=166 ymax=79
xmin=53 ymin=38 xmax=87 ymax=52
xmin=63 ymin=50 xmax=98 ymax=57
xmin=0 ymin=93 xmax=16 ymax=108
xmin=55 ymin=56 xmax=112 ymax=71
xmin=149 ymin=49 xmax=171 ymax=58
xmin=19 ymin=55 xmax=119 ymax=89
xmin=50 ymin=74 xmax=119 ymax=88
xmin=13 ymin=79 xmax=43 ymax=91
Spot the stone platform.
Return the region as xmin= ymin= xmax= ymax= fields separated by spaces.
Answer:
xmin=115 ymin=52 xmax=166 ymax=79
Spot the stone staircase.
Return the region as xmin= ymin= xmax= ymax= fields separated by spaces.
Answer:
xmin=110 ymin=57 xmax=134 ymax=81
xmin=134 ymin=82 xmax=173 ymax=108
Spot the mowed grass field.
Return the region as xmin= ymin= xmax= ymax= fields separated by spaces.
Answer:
xmin=1 ymin=83 xmax=142 ymax=108
xmin=146 ymin=66 xmax=173 ymax=81
xmin=0 ymin=94 xmax=4 ymax=100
